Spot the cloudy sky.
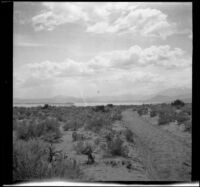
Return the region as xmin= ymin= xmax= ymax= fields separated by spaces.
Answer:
xmin=14 ymin=2 xmax=192 ymax=99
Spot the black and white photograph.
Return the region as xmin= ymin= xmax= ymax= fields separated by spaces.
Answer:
xmin=11 ymin=1 xmax=194 ymax=184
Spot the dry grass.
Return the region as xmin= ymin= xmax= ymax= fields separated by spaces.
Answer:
xmin=13 ymin=138 xmax=83 ymax=182
xmin=15 ymin=118 xmax=62 ymax=143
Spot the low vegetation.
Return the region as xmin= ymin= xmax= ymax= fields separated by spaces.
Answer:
xmin=13 ymin=100 xmax=191 ymax=181
xmin=15 ymin=118 xmax=62 ymax=143
xmin=13 ymin=138 xmax=83 ymax=181
xmin=145 ymin=100 xmax=192 ymax=132
xmin=63 ymin=118 xmax=84 ymax=131
xmin=13 ymin=104 xmax=129 ymax=181
xmin=124 ymin=129 xmax=134 ymax=143
xmin=137 ymin=107 xmax=148 ymax=116
xmin=84 ymin=112 xmax=111 ymax=133
xmin=72 ymin=131 xmax=84 ymax=142
xmin=184 ymin=120 xmax=192 ymax=133
xmin=150 ymin=110 xmax=157 ymax=117
xmin=106 ymin=136 xmax=129 ymax=157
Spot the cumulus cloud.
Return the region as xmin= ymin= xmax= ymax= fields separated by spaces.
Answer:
xmin=31 ymin=2 xmax=177 ymax=39
xmin=88 ymin=45 xmax=191 ymax=70
xmin=18 ymin=59 xmax=94 ymax=86
xmin=14 ymin=44 xmax=191 ymax=97
xmin=32 ymin=2 xmax=88 ymax=31
xmin=87 ymin=7 xmax=176 ymax=39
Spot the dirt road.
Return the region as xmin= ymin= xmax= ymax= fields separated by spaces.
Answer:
xmin=122 ymin=110 xmax=191 ymax=181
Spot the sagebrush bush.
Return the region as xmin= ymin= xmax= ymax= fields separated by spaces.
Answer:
xmin=111 ymin=110 xmax=122 ymax=121
xmin=13 ymin=118 xmax=18 ymax=131
xmin=157 ymin=106 xmax=178 ymax=125
xmin=150 ymin=110 xmax=157 ymax=117
xmin=93 ymin=105 xmax=105 ymax=112
xmin=16 ymin=121 xmax=30 ymax=140
xmin=182 ymin=104 xmax=192 ymax=116
xmin=13 ymin=138 xmax=50 ymax=181
xmin=106 ymin=136 xmax=128 ymax=157
xmin=57 ymin=114 xmax=66 ymax=122
xmin=174 ymin=112 xmax=190 ymax=124
xmin=158 ymin=113 xmax=173 ymax=125
xmin=184 ymin=120 xmax=192 ymax=133
xmin=137 ymin=109 xmax=143 ymax=116
xmin=107 ymin=104 xmax=113 ymax=108
xmin=15 ymin=118 xmax=62 ymax=142
xmin=42 ymin=104 xmax=50 ymax=109
xmin=13 ymin=139 xmax=83 ymax=182
xmin=104 ymin=131 xmax=114 ymax=142
xmin=73 ymin=141 xmax=94 ymax=155
xmin=49 ymin=158 xmax=83 ymax=179
xmin=63 ymin=118 xmax=84 ymax=131
xmin=152 ymin=104 xmax=176 ymax=116
xmin=84 ymin=113 xmax=111 ymax=133
xmin=73 ymin=141 xmax=86 ymax=154
xmin=72 ymin=131 xmax=84 ymax=142
xmin=137 ymin=107 xmax=148 ymax=116
xmin=124 ymin=129 xmax=134 ymax=143
xmin=41 ymin=132 xmax=62 ymax=143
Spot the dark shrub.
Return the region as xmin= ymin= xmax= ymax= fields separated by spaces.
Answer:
xmin=42 ymin=104 xmax=50 ymax=109
xmin=124 ymin=129 xmax=134 ymax=143
xmin=107 ymin=104 xmax=113 ymax=108
xmin=137 ymin=108 xmax=148 ymax=116
xmin=137 ymin=109 xmax=143 ymax=116
xmin=106 ymin=136 xmax=128 ymax=157
xmin=104 ymin=131 xmax=114 ymax=142
xmin=171 ymin=99 xmax=185 ymax=108
xmin=81 ymin=143 xmax=95 ymax=164
xmin=93 ymin=105 xmax=105 ymax=112
xmin=150 ymin=110 xmax=157 ymax=117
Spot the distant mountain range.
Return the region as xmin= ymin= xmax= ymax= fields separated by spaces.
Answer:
xmin=144 ymin=87 xmax=192 ymax=103
xmin=146 ymin=94 xmax=191 ymax=103
xmin=13 ymin=87 xmax=192 ymax=104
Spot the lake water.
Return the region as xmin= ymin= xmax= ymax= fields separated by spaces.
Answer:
xmin=13 ymin=102 xmax=150 ymax=107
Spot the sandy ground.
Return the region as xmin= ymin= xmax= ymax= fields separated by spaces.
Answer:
xmin=55 ymin=120 xmax=150 ymax=181
xmin=122 ymin=110 xmax=191 ymax=181
xmin=54 ymin=109 xmax=191 ymax=181
xmin=142 ymin=114 xmax=191 ymax=148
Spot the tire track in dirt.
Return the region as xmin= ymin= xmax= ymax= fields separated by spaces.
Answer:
xmin=122 ymin=110 xmax=191 ymax=181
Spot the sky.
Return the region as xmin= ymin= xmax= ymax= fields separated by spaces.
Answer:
xmin=13 ymin=2 xmax=192 ymax=99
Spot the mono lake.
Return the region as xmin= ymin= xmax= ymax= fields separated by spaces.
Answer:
xmin=13 ymin=102 xmax=153 ymax=107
